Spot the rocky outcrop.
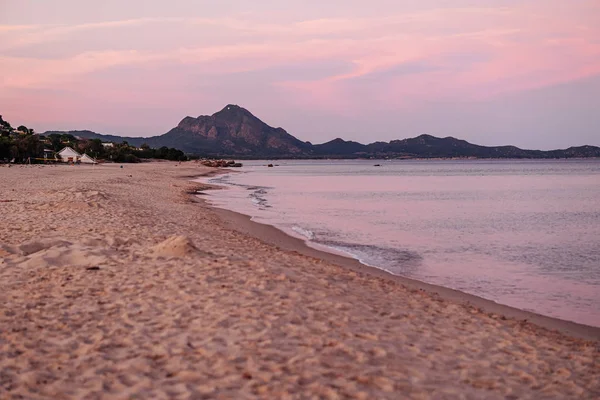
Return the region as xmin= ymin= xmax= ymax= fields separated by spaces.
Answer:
xmin=199 ymin=159 xmax=243 ymax=168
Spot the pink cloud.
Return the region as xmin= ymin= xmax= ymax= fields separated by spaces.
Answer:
xmin=0 ymin=1 xmax=599 ymax=135
xmin=270 ymin=4 xmax=600 ymax=110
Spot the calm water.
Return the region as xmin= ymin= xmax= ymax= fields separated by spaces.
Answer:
xmin=201 ymin=160 xmax=600 ymax=327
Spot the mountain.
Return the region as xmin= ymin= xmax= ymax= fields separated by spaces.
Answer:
xmin=366 ymin=135 xmax=600 ymax=159
xmin=48 ymin=105 xmax=311 ymax=157
xmin=366 ymin=135 xmax=533 ymax=158
xmin=44 ymin=105 xmax=600 ymax=159
xmin=156 ymin=105 xmax=312 ymax=156
xmin=313 ymin=138 xmax=368 ymax=155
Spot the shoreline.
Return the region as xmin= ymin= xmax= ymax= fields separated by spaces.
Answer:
xmin=194 ymin=174 xmax=600 ymax=342
xmin=2 ymin=163 xmax=599 ymax=398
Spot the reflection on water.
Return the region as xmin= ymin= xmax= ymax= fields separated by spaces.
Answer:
xmin=201 ymin=159 xmax=600 ymax=327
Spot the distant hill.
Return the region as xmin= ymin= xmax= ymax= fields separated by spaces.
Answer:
xmin=43 ymin=130 xmax=142 ymax=146
xmin=313 ymin=138 xmax=368 ymax=156
xmin=44 ymin=105 xmax=600 ymax=159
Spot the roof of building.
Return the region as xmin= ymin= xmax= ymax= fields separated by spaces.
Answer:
xmin=58 ymin=146 xmax=82 ymax=157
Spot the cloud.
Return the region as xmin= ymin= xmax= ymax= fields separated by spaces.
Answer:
xmin=0 ymin=6 xmax=522 ymax=52
xmin=0 ymin=18 xmax=186 ymax=51
xmin=0 ymin=0 xmax=599 ymax=143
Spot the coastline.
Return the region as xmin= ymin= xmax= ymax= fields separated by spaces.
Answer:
xmin=1 ymin=162 xmax=599 ymax=398
xmin=197 ymin=175 xmax=600 ymax=342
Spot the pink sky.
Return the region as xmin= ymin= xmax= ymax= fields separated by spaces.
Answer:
xmin=1 ymin=0 xmax=599 ymax=148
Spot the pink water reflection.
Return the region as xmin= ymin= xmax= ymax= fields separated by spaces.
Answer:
xmin=203 ymin=160 xmax=600 ymax=326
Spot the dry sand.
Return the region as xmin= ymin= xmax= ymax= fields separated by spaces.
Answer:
xmin=0 ymin=162 xmax=598 ymax=399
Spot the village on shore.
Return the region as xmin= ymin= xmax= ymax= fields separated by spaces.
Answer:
xmin=1 ymin=115 xmax=186 ymax=165
xmin=0 ymin=115 xmax=241 ymax=167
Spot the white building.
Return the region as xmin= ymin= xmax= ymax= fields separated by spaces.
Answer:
xmin=80 ymin=154 xmax=97 ymax=164
xmin=57 ymin=147 xmax=81 ymax=163
xmin=101 ymin=142 xmax=114 ymax=148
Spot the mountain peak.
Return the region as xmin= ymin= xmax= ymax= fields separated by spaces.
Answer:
xmin=212 ymin=104 xmax=255 ymax=119
xmin=220 ymin=104 xmax=243 ymax=112
xmin=415 ymin=134 xmax=437 ymax=140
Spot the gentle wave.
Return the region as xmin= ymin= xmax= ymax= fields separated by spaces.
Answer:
xmin=249 ymin=188 xmax=270 ymax=209
xmin=291 ymin=226 xmax=315 ymax=240
xmin=315 ymin=240 xmax=422 ymax=276
xmin=200 ymin=159 xmax=600 ymax=327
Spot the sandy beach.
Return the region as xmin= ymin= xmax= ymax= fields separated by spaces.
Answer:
xmin=1 ymin=162 xmax=599 ymax=399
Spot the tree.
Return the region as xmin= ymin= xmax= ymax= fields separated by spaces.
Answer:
xmin=0 ymin=115 xmax=13 ymax=136
xmin=0 ymin=136 xmax=12 ymax=159
xmin=88 ymin=138 xmax=105 ymax=157
xmin=156 ymin=146 xmax=169 ymax=159
xmin=48 ymin=134 xmax=63 ymax=151
xmin=16 ymin=134 xmax=43 ymax=160
xmin=10 ymin=144 xmax=18 ymax=160
xmin=59 ymin=133 xmax=76 ymax=146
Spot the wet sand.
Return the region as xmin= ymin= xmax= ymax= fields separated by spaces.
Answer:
xmin=0 ymin=162 xmax=599 ymax=399
xmin=210 ymin=206 xmax=600 ymax=342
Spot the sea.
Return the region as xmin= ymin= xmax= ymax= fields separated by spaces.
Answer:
xmin=200 ymin=159 xmax=600 ymax=327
